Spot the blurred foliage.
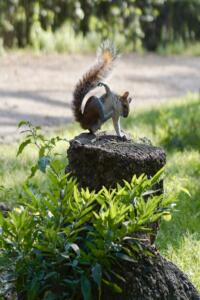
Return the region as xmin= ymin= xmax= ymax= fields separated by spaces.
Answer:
xmin=0 ymin=0 xmax=200 ymax=52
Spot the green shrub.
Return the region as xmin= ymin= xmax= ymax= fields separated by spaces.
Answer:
xmin=30 ymin=21 xmax=101 ymax=54
xmin=29 ymin=21 xmax=130 ymax=54
xmin=0 ymin=165 xmax=174 ymax=299
xmin=0 ymin=124 xmax=175 ymax=299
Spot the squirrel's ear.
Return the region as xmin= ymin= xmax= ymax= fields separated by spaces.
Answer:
xmin=123 ymin=91 xmax=129 ymax=99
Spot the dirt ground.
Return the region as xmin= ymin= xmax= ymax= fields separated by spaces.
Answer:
xmin=0 ymin=52 xmax=199 ymax=143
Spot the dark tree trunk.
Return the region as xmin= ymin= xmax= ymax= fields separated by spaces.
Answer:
xmin=100 ymin=252 xmax=200 ymax=300
xmin=67 ymin=132 xmax=200 ymax=300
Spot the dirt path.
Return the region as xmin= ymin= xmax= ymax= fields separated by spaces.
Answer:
xmin=0 ymin=53 xmax=199 ymax=142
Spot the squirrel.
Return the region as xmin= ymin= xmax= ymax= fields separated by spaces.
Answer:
xmin=72 ymin=41 xmax=132 ymax=137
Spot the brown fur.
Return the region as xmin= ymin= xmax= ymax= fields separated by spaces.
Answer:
xmin=80 ymin=96 xmax=101 ymax=129
xmin=72 ymin=42 xmax=117 ymax=130
xmin=119 ymin=91 xmax=131 ymax=117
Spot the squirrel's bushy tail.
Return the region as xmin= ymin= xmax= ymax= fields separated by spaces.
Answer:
xmin=72 ymin=40 xmax=117 ymax=124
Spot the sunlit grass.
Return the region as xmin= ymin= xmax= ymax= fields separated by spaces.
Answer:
xmin=0 ymin=125 xmax=79 ymax=205
xmin=156 ymin=150 xmax=200 ymax=290
xmin=157 ymin=41 xmax=200 ymax=56
xmin=162 ymin=234 xmax=200 ymax=290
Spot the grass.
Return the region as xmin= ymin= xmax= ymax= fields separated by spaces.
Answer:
xmin=157 ymin=40 xmax=200 ymax=56
xmin=0 ymin=93 xmax=200 ymax=291
xmin=157 ymin=149 xmax=200 ymax=289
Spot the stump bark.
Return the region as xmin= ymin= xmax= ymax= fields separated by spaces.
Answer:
xmin=67 ymin=132 xmax=166 ymax=191
xmin=67 ymin=132 xmax=200 ymax=300
xmin=100 ymin=253 xmax=200 ymax=300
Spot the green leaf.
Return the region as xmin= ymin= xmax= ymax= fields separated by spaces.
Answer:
xmin=29 ymin=165 xmax=38 ymax=178
xmin=115 ymin=252 xmax=136 ymax=263
xmin=44 ymin=272 xmax=58 ymax=280
xmin=38 ymin=156 xmax=51 ymax=173
xmin=102 ymin=279 xmax=122 ymax=293
xmin=81 ymin=275 xmax=91 ymax=300
xmin=39 ymin=146 xmax=45 ymax=158
xmin=110 ymin=270 xmax=126 ymax=283
xmin=27 ymin=277 xmax=40 ymax=300
xmin=151 ymin=167 xmax=165 ymax=185
xmin=0 ymin=211 xmax=4 ymax=226
xmin=68 ymin=243 xmax=80 ymax=257
xmin=18 ymin=120 xmax=29 ymax=128
xmin=0 ymin=185 xmax=5 ymax=191
xmin=46 ymin=167 xmax=59 ymax=186
xmin=43 ymin=291 xmax=57 ymax=300
xmin=92 ymin=263 xmax=102 ymax=288
xmin=63 ymin=279 xmax=80 ymax=286
xmin=180 ymin=187 xmax=191 ymax=198
xmin=17 ymin=139 xmax=31 ymax=156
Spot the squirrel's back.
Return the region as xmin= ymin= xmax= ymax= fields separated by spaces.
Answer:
xmin=72 ymin=41 xmax=117 ymax=127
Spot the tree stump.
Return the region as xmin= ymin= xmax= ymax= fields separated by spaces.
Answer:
xmin=67 ymin=132 xmax=166 ymax=191
xmin=67 ymin=132 xmax=200 ymax=299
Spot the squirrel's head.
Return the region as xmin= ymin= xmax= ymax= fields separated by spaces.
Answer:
xmin=119 ymin=91 xmax=132 ymax=118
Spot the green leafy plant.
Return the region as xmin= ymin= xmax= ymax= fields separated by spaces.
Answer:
xmin=0 ymin=122 xmax=176 ymax=299
xmin=17 ymin=120 xmax=68 ymax=178
xmin=0 ymin=160 xmax=175 ymax=299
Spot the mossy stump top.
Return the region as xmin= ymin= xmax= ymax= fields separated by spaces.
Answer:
xmin=67 ymin=132 xmax=166 ymax=191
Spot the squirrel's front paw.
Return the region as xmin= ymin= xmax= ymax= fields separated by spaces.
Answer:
xmin=118 ymin=132 xmax=129 ymax=141
xmin=121 ymin=134 xmax=128 ymax=141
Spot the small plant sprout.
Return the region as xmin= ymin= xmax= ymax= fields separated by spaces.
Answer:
xmin=17 ymin=121 xmax=68 ymax=178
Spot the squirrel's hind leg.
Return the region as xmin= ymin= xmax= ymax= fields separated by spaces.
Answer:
xmin=89 ymin=128 xmax=98 ymax=143
xmin=89 ymin=129 xmax=96 ymax=135
xmin=90 ymin=121 xmax=101 ymax=134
